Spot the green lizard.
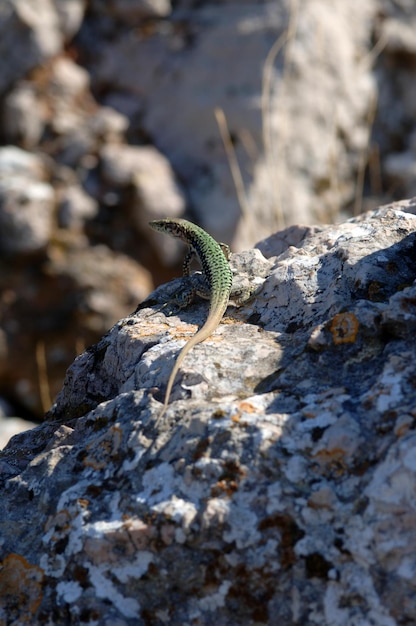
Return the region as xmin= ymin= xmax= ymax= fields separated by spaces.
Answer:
xmin=148 ymin=218 xmax=236 ymax=418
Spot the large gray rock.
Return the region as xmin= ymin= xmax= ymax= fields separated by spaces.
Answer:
xmin=1 ymin=200 xmax=416 ymax=624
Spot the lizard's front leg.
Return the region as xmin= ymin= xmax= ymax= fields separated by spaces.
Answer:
xmin=182 ymin=248 xmax=197 ymax=277
xmin=183 ymin=243 xmax=230 ymax=277
xmin=165 ymin=277 xmax=199 ymax=313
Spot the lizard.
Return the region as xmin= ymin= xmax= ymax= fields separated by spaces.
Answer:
xmin=149 ymin=217 xmax=243 ymax=418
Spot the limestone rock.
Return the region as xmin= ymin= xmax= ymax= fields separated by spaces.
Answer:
xmin=2 ymin=201 xmax=416 ymax=624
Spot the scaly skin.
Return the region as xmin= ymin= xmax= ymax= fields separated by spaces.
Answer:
xmin=149 ymin=218 xmax=233 ymax=417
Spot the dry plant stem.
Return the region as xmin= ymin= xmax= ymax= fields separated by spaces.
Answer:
xmin=327 ymin=111 xmax=341 ymax=222
xmin=359 ymin=32 xmax=388 ymax=72
xmin=262 ymin=0 xmax=299 ymax=230
xmin=36 ymin=340 xmax=52 ymax=413
xmin=368 ymin=144 xmax=382 ymax=198
xmin=216 ymin=0 xmax=300 ymax=238
xmin=214 ymin=107 xmax=251 ymax=221
xmin=354 ymin=91 xmax=378 ymax=216
xmin=351 ymin=32 xmax=386 ymax=214
xmin=322 ymin=31 xmax=385 ymax=219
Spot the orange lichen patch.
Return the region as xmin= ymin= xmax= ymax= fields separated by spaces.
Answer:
xmin=169 ymin=321 xmax=198 ymax=336
xmin=330 ymin=312 xmax=359 ymax=345
xmin=44 ymin=508 xmax=74 ymax=536
xmin=0 ymin=554 xmax=44 ymax=621
xmin=136 ymin=324 xmax=170 ymax=337
xmin=83 ymin=425 xmax=123 ymax=470
xmin=230 ymin=401 xmax=258 ymax=423
xmin=238 ymin=401 xmax=257 ymax=414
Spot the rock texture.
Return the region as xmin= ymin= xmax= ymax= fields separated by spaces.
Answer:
xmin=1 ymin=0 xmax=416 ymax=429
xmin=1 ymin=201 xmax=416 ymax=624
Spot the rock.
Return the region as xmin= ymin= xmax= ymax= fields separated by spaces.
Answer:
xmin=0 ymin=232 xmax=152 ymax=417
xmin=47 ymin=57 xmax=93 ymax=139
xmin=0 ymin=145 xmax=45 ymax=179
xmin=100 ymin=144 xmax=185 ymax=214
xmin=2 ymin=201 xmax=416 ymax=623
xmin=54 ymin=0 xmax=86 ymax=40
xmin=89 ymin=106 xmax=129 ymax=141
xmin=0 ymin=180 xmax=54 ymax=255
xmin=57 ymin=184 xmax=98 ymax=230
xmin=45 ymin=243 xmax=152 ymax=333
xmin=100 ymin=144 xmax=186 ymax=262
xmin=0 ymin=0 xmax=63 ymax=95
xmin=2 ymin=82 xmax=46 ymax=148
xmin=39 ymin=58 xmax=130 ymax=169
xmin=51 ymin=56 xmax=90 ymax=108
xmin=0 ymin=146 xmax=54 ymax=255
xmin=2 ymin=0 xmax=416 ymax=435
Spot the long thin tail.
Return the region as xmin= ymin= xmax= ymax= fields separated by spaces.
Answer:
xmin=157 ymin=305 xmax=227 ymax=418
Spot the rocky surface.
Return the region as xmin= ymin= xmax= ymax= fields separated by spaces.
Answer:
xmin=1 ymin=202 xmax=416 ymax=624
xmin=1 ymin=1 xmax=416 ymax=440
xmin=0 ymin=143 xmax=153 ymax=419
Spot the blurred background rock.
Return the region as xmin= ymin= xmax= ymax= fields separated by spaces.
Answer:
xmin=0 ymin=0 xmax=415 ymax=442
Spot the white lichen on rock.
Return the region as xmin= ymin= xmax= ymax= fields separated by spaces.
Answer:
xmin=2 ymin=203 xmax=416 ymax=624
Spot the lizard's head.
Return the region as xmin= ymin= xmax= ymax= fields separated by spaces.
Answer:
xmin=149 ymin=218 xmax=188 ymax=239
